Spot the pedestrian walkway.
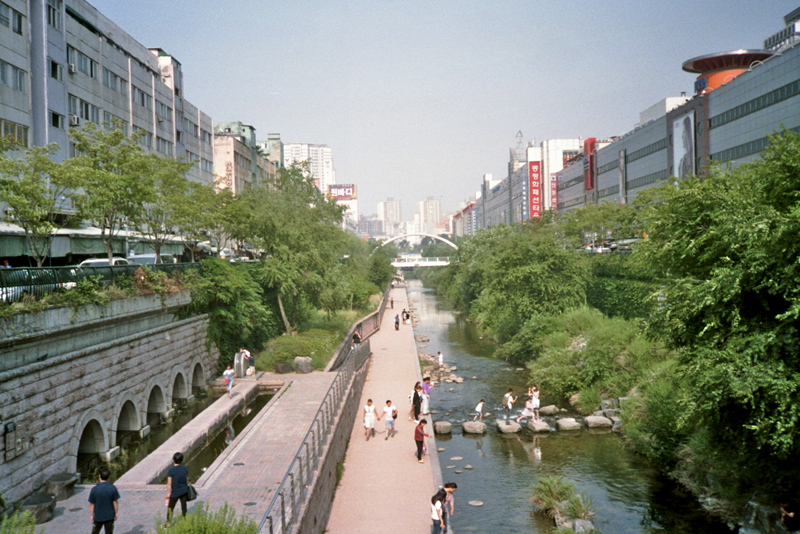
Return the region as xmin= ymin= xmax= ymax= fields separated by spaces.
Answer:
xmin=40 ymin=372 xmax=335 ymax=533
xmin=326 ymin=285 xmax=441 ymax=534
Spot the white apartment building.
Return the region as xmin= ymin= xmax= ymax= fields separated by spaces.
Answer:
xmin=283 ymin=142 xmax=335 ymax=192
xmin=540 ymin=139 xmax=583 ymax=210
xmin=417 ymin=197 xmax=442 ymax=235
xmin=0 ymin=0 xmax=215 ymax=186
xmin=377 ymin=198 xmax=402 ymax=236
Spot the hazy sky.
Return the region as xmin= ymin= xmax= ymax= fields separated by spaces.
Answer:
xmin=91 ymin=0 xmax=797 ymax=218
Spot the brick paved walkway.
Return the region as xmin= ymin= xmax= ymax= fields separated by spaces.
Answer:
xmin=325 ymin=285 xmax=442 ymax=534
xmin=40 ymin=372 xmax=335 ymax=533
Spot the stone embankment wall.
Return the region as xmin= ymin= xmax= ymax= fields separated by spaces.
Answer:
xmin=0 ymin=291 xmax=219 ymax=506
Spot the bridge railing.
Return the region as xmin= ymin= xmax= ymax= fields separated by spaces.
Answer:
xmin=390 ymin=256 xmax=450 ymax=264
xmin=0 ymin=263 xmax=200 ymax=303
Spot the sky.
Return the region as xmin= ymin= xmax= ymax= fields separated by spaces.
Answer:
xmin=90 ymin=0 xmax=798 ymax=219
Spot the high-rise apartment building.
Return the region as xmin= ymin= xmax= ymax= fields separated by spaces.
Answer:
xmin=377 ymin=198 xmax=402 ymax=236
xmin=283 ymin=142 xmax=335 ymax=192
xmin=417 ymin=197 xmax=442 ymax=235
xmin=0 ymin=0 xmax=215 ymax=186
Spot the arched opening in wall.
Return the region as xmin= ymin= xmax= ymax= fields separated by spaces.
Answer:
xmin=192 ymin=363 xmax=205 ymax=396
xmin=172 ymin=373 xmax=188 ymax=407
xmin=116 ymin=400 xmax=139 ymax=448
xmin=77 ymin=419 xmax=107 ymax=480
xmin=147 ymin=385 xmax=167 ymax=427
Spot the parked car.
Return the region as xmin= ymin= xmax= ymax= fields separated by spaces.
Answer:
xmin=78 ymin=257 xmax=131 ymax=267
xmin=128 ymin=254 xmax=176 ymax=265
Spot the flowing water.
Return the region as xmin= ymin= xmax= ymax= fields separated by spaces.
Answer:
xmin=408 ymin=280 xmax=731 ymax=534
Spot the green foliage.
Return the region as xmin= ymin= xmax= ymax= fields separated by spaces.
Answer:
xmin=585 ymin=254 xmax=660 ymax=319
xmin=182 ymin=258 xmax=279 ymax=368
xmin=366 ymin=245 xmax=396 ymax=288
xmin=45 ymin=275 xmax=109 ymax=309
xmin=530 ymin=475 xmax=576 ymax=517
xmin=565 ymin=493 xmax=594 ymax=521
xmin=257 ymin=312 xmax=351 ymax=371
xmin=0 ymin=511 xmax=38 ymax=534
xmin=153 ymin=502 xmax=258 ymax=533
xmin=556 ymin=201 xmax=640 ymax=248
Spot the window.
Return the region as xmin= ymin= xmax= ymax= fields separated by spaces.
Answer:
xmin=49 ymin=59 xmax=62 ymax=81
xmin=1 ymin=118 xmax=28 ymax=147
xmin=201 ymin=158 xmax=213 ymax=173
xmin=156 ymin=101 xmax=172 ymax=122
xmin=12 ymin=10 xmax=20 ymax=33
xmin=103 ymin=112 xmax=128 ymax=134
xmin=67 ymin=46 xmax=97 ymax=78
xmin=156 ymin=136 xmax=173 ymax=155
xmin=0 ymin=4 xmax=9 ymax=27
xmin=47 ymin=0 xmax=62 ymax=30
xmin=184 ymin=118 xmax=198 ymax=137
xmin=68 ymin=94 xmax=99 ymax=124
xmin=0 ymin=60 xmax=25 ymax=92
xmin=102 ymin=68 xmax=116 ymax=91
xmin=133 ymin=86 xmax=152 ymax=110
xmin=201 ymin=129 xmax=211 ymax=144
xmin=50 ymin=111 xmax=64 ymax=129
xmin=134 ymin=126 xmax=152 ymax=148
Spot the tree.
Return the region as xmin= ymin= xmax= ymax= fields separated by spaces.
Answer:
xmin=556 ymin=201 xmax=639 ymax=248
xmin=637 ymin=130 xmax=800 ymax=460
xmin=245 ymin=164 xmax=345 ymax=333
xmin=134 ymin=154 xmax=194 ymax=260
xmin=0 ymin=143 xmax=84 ymax=266
xmin=66 ymin=124 xmax=155 ymax=261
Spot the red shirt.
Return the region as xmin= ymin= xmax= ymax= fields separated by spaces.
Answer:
xmin=414 ymin=424 xmax=426 ymax=441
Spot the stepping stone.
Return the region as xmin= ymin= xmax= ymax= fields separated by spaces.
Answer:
xmin=434 ymin=421 xmax=452 ymax=434
xmin=455 ymin=470 xmax=463 ymax=474
xmin=539 ymin=405 xmax=559 ymax=415
xmin=585 ymin=415 xmax=613 ymax=428
xmin=450 ymin=456 xmax=463 ymax=460
xmin=464 ymin=465 xmax=473 ymax=470
xmin=556 ymin=418 xmax=581 ymax=431
xmin=527 ymin=420 xmax=551 ymax=433
xmin=468 ymin=501 xmax=484 ymax=507
xmin=437 ymin=447 xmax=446 ymax=452
xmin=446 ymin=465 xmax=456 ymax=469
xmin=462 ymin=421 xmax=487 ymax=434
xmin=496 ymin=419 xmax=521 ymax=433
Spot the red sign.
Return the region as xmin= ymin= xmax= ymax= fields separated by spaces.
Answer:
xmin=528 ymin=161 xmax=542 ymax=219
xmin=584 ymin=138 xmax=596 ymax=190
xmin=550 ymin=173 xmax=558 ymax=210
xmin=328 ymin=184 xmax=357 ymax=200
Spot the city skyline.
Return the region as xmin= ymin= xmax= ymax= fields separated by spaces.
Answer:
xmin=90 ymin=0 xmax=797 ymax=214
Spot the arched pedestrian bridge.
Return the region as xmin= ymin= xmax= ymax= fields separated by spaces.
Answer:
xmin=391 ymin=256 xmax=450 ymax=267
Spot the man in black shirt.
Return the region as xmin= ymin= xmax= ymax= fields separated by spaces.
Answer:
xmin=88 ymin=467 xmax=120 ymax=534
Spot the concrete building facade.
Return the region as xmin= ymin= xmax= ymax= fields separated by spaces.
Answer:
xmin=214 ymin=121 xmax=275 ymax=194
xmin=283 ymin=142 xmax=335 ymax=193
xmin=377 ymin=198 xmax=402 ymax=236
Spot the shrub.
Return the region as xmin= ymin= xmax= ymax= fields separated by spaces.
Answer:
xmin=0 ymin=511 xmax=38 ymax=534
xmin=530 ymin=475 xmax=575 ymax=518
xmin=153 ymin=502 xmax=257 ymax=533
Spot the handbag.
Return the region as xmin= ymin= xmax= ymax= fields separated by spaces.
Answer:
xmin=187 ymin=484 xmax=198 ymax=501
xmin=224 ymin=377 xmax=230 ymax=386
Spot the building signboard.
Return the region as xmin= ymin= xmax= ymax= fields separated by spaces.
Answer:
xmin=528 ymin=161 xmax=542 ymax=219
xmin=550 ymin=173 xmax=558 ymax=210
xmin=673 ymin=111 xmax=695 ymax=179
xmin=328 ymin=184 xmax=357 ymax=200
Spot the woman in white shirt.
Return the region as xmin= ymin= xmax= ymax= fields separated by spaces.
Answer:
xmin=430 ymin=489 xmax=446 ymax=534
xmin=363 ymin=399 xmax=377 ymax=441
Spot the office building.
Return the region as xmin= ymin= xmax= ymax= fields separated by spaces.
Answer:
xmin=214 ymin=121 xmax=275 ymax=194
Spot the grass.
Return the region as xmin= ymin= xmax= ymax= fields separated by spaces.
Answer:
xmin=255 ymin=309 xmax=360 ymax=371
xmin=153 ymin=502 xmax=257 ymax=533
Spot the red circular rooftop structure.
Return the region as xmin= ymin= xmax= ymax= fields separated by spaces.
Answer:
xmin=682 ymin=49 xmax=774 ymax=94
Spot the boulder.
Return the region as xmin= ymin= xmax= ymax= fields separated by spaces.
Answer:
xmin=610 ymin=416 xmax=623 ymax=432
xmin=462 ymin=421 xmax=487 ymax=434
xmin=574 ymin=519 xmax=596 ymax=532
xmin=603 ymin=409 xmax=619 ymax=418
xmin=45 ymin=473 xmax=79 ymax=501
xmin=527 ymin=420 xmax=550 ymax=433
xmin=434 ymin=421 xmax=453 ymax=434
xmin=294 ymin=356 xmax=313 ymax=374
xmin=20 ymin=493 xmax=56 ymax=524
xmin=600 ymin=399 xmax=616 ymax=411
xmin=569 ymin=393 xmax=581 ymax=406
xmin=584 ymin=415 xmax=613 ymax=428
xmin=496 ymin=419 xmax=521 ymax=433
xmin=539 ymin=404 xmax=559 ymax=416
xmin=275 ymin=361 xmax=294 ymax=374
xmin=556 ymin=418 xmax=581 ymax=431
xmin=592 ymin=410 xmax=605 ymax=417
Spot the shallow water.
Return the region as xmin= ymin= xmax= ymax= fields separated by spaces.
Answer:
xmin=408 ymin=280 xmax=730 ymax=534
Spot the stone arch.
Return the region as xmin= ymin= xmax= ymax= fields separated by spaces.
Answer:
xmin=171 ymin=371 xmax=188 ymax=402
xmin=144 ymin=381 xmax=168 ymax=427
xmin=110 ymin=392 xmax=141 ymax=448
xmin=191 ymin=361 xmax=205 ymax=395
xmin=67 ymin=410 xmax=109 ymax=472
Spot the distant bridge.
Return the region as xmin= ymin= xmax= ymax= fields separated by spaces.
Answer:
xmin=379 ymin=233 xmax=458 ymax=250
xmin=391 ymin=256 xmax=450 ymax=268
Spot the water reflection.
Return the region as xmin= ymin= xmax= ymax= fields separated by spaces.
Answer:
xmin=408 ymin=280 xmax=729 ymax=534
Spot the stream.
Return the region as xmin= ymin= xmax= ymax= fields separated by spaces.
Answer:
xmin=408 ymin=279 xmax=731 ymax=534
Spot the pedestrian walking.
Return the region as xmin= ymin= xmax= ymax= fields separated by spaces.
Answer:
xmin=364 ymin=399 xmax=377 ymax=440
xmin=401 ymin=309 xmax=408 ymax=324
xmin=412 ymin=383 xmax=423 ymax=422
xmin=503 ymin=389 xmax=517 ymax=422
xmin=165 ymin=452 xmax=190 ymax=524
xmin=390 ymin=297 xmax=394 ymax=309
xmin=223 ymin=365 xmax=235 ymax=399
xmin=530 ymin=385 xmax=541 ymax=422
xmin=437 ymin=351 xmax=444 ymax=369
xmin=516 ymin=396 xmax=535 ymax=424
xmin=352 ymin=331 xmax=361 ymax=349
xmin=394 ymin=314 xmax=400 ymax=330
xmin=383 ymin=399 xmax=398 ymax=439
xmin=430 ymin=488 xmax=446 ymax=534
xmin=473 ymin=399 xmax=485 ymax=421
xmin=415 ymin=419 xmax=431 ymax=463
xmin=443 ymin=482 xmax=458 ymax=533
xmin=88 ymin=467 xmax=119 ymax=534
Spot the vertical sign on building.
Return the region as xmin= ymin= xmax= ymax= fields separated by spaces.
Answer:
xmin=550 ymin=173 xmax=558 ymax=211
xmin=528 ymin=161 xmax=542 ymax=219
xmin=583 ymin=138 xmax=596 ymax=190
xmin=618 ymin=149 xmax=627 ymax=205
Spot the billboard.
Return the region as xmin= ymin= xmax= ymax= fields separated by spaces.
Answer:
xmin=673 ymin=111 xmax=695 ymax=179
xmin=583 ymin=138 xmax=596 ymax=190
xmin=528 ymin=161 xmax=542 ymax=219
xmin=328 ymin=184 xmax=357 ymax=200
xmin=550 ymin=173 xmax=558 ymax=211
